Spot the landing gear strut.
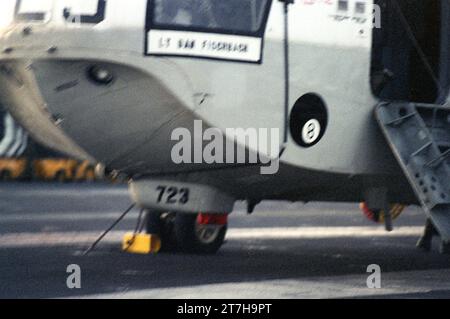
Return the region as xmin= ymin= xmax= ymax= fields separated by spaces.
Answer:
xmin=145 ymin=210 xmax=228 ymax=255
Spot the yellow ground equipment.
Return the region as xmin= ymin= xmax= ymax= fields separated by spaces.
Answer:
xmin=122 ymin=232 xmax=162 ymax=254
xmin=74 ymin=161 xmax=96 ymax=182
xmin=32 ymin=158 xmax=79 ymax=182
xmin=0 ymin=158 xmax=28 ymax=181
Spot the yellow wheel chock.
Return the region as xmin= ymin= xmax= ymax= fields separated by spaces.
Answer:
xmin=122 ymin=232 xmax=161 ymax=254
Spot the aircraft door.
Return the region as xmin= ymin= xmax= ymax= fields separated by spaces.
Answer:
xmin=145 ymin=0 xmax=286 ymax=171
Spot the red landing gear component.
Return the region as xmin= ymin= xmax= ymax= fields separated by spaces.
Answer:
xmin=147 ymin=212 xmax=228 ymax=255
xmin=360 ymin=202 xmax=405 ymax=224
xmin=176 ymin=213 xmax=228 ymax=254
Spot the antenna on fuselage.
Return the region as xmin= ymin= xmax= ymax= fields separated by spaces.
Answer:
xmin=278 ymin=0 xmax=295 ymax=157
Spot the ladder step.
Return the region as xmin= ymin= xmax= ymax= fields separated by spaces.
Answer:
xmin=425 ymin=149 xmax=450 ymax=168
xmin=375 ymin=102 xmax=450 ymax=242
xmin=411 ymin=142 xmax=432 ymax=158
xmin=385 ymin=112 xmax=416 ymax=127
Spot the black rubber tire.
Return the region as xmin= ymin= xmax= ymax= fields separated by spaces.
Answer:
xmin=156 ymin=212 xmax=178 ymax=252
xmin=55 ymin=171 xmax=66 ymax=183
xmin=0 ymin=170 xmax=12 ymax=182
xmin=174 ymin=213 xmax=227 ymax=255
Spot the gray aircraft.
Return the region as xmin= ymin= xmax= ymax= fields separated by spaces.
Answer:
xmin=0 ymin=0 xmax=449 ymax=254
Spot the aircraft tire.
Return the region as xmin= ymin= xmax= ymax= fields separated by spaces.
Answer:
xmin=173 ymin=213 xmax=227 ymax=255
xmin=156 ymin=212 xmax=178 ymax=252
xmin=0 ymin=170 xmax=12 ymax=182
xmin=55 ymin=171 xmax=66 ymax=183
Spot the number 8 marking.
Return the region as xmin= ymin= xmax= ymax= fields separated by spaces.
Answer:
xmin=302 ymin=119 xmax=321 ymax=145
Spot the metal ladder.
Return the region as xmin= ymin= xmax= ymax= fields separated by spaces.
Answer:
xmin=375 ymin=102 xmax=450 ymax=243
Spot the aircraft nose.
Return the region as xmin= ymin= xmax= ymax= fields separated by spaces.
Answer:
xmin=0 ymin=61 xmax=95 ymax=161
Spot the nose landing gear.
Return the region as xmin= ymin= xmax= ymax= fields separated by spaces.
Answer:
xmin=145 ymin=211 xmax=228 ymax=255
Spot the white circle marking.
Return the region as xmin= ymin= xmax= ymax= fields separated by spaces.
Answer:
xmin=302 ymin=119 xmax=321 ymax=144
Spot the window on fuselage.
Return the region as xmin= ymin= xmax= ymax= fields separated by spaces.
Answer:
xmin=152 ymin=0 xmax=271 ymax=35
